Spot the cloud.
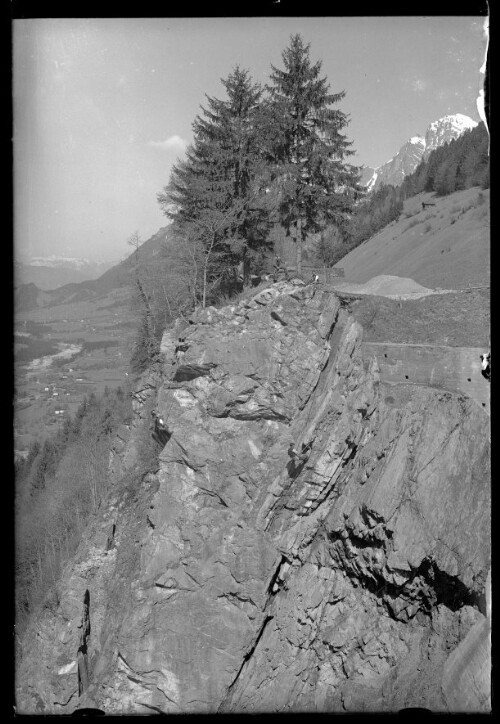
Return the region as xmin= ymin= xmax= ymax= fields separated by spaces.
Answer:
xmin=148 ymin=135 xmax=187 ymax=153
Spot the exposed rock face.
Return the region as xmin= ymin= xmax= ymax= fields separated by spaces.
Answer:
xmin=362 ymin=114 xmax=479 ymax=192
xmin=15 ymin=280 xmax=490 ymax=714
xmin=362 ymin=342 xmax=489 ymax=410
xmin=369 ymin=136 xmax=426 ymax=191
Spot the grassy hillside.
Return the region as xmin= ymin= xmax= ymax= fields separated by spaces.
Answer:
xmin=333 ymin=187 xmax=489 ymax=290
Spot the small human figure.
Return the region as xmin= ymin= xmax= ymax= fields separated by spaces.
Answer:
xmin=309 ymin=273 xmax=319 ymax=284
xmin=480 ymin=352 xmax=490 ymax=381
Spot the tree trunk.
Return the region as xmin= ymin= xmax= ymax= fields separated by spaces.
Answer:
xmin=296 ymin=217 xmax=303 ymax=276
xmin=202 ymin=267 xmax=207 ymax=309
xmin=161 ymin=283 xmax=172 ymax=318
xmin=243 ymin=256 xmax=251 ymax=286
xmin=136 ymin=278 xmax=154 ymax=342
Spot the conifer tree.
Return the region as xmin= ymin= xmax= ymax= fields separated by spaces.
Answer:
xmin=267 ymin=34 xmax=362 ymax=274
xmin=158 ymin=67 xmax=272 ymax=304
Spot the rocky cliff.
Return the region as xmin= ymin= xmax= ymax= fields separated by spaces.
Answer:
xmin=366 ymin=136 xmax=426 ymax=192
xmin=362 ymin=114 xmax=479 ymax=192
xmin=15 ymin=280 xmax=491 ymax=714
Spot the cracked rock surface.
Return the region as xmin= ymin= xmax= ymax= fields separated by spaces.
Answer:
xmin=16 ymin=280 xmax=490 ymax=713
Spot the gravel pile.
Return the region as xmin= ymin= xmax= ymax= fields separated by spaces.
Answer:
xmin=332 ymin=274 xmax=454 ymax=300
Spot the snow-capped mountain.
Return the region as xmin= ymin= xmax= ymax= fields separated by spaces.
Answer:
xmin=423 ymin=114 xmax=478 ymax=158
xmin=361 ymin=114 xmax=478 ymax=193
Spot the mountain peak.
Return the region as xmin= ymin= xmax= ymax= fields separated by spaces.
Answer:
xmin=362 ymin=113 xmax=479 ymax=192
xmin=427 ymin=113 xmax=478 ymax=131
xmin=423 ymin=114 xmax=478 ymax=158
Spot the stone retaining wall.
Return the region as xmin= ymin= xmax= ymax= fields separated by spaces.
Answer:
xmin=362 ymin=343 xmax=490 ymax=411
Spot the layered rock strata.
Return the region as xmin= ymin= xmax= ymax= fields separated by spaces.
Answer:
xmin=15 ymin=280 xmax=490 ymax=714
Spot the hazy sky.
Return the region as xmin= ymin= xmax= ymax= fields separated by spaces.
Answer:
xmin=13 ymin=16 xmax=488 ymax=262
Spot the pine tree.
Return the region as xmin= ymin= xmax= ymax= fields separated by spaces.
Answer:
xmin=29 ymin=439 xmax=58 ymax=494
xmin=434 ymin=158 xmax=458 ymax=196
xmin=267 ymin=34 xmax=362 ymax=274
xmin=158 ymin=67 xmax=272 ymax=304
xmin=423 ymin=148 xmax=439 ymax=192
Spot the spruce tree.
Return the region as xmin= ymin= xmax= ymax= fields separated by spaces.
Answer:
xmin=158 ymin=67 xmax=272 ymax=303
xmin=267 ymin=34 xmax=362 ymax=274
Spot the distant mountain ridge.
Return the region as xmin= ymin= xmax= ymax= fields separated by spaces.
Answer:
xmin=361 ymin=114 xmax=478 ymax=192
xmin=24 ymin=255 xmax=113 ymax=269
xmin=15 ymin=228 xmax=170 ymax=312
xmin=14 ymin=256 xmax=119 ymax=291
